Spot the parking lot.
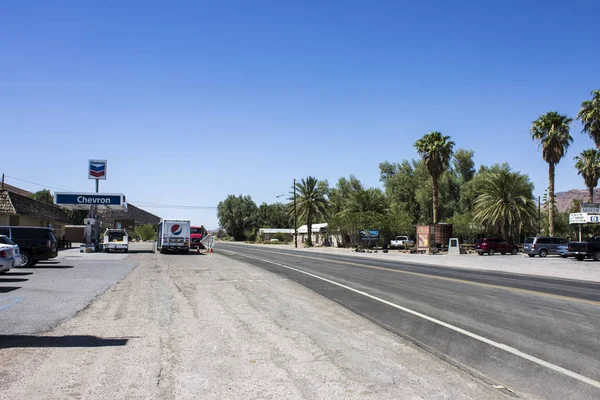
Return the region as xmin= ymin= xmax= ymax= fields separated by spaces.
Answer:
xmin=0 ymin=243 xmax=153 ymax=335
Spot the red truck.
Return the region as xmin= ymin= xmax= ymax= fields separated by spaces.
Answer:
xmin=190 ymin=226 xmax=207 ymax=249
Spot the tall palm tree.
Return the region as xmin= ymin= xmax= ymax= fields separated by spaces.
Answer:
xmin=530 ymin=111 xmax=573 ymax=236
xmin=473 ymin=168 xmax=537 ymax=241
xmin=293 ymin=176 xmax=329 ymax=246
xmin=414 ymin=131 xmax=455 ymax=224
xmin=577 ymin=89 xmax=600 ymax=149
xmin=574 ymin=149 xmax=600 ymax=202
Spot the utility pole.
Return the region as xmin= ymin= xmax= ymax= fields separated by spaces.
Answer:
xmin=294 ymin=178 xmax=297 ymax=248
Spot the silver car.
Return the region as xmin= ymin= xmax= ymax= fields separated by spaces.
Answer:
xmin=523 ymin=236 xmax=569 ymax=257
xmin=0 ymin=235 xmax=22 ymax=268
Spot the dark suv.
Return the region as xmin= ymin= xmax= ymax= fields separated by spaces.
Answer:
xmin=0 ymin=227 xmax=58 ymax=267
xmin=475 ymin=237 xmax=519 ymax=255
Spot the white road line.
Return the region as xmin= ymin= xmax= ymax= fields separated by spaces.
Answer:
xmin=238 ymin=252 xmax=600 ymax=390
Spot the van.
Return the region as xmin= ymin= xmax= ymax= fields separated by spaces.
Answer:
xmin=0 ymin=226 xmax=58 ymax=267
xmin=523 ymin=237 xmax=568 ymax=257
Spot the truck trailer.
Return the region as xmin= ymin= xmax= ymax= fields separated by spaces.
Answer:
xmin=157 ymin=219 xmax=191 ymax=254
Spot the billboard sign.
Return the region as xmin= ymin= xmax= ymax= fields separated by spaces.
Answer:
xmin=89 ymin=159 xmax=107 ymax=180
xmin=359 ymin=230 xmax=379 ymax=241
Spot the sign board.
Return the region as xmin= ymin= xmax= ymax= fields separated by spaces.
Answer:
xmin=569 ymin=213 xmax=587 ymax=224
xmin=54 ymin=192 xmax=127 ymax=211
xmin=416 ymin=225 xmax=435 ymax=253
xmin=359 ymin=230 xmax=379 ymax=241
xmin=581 ymin=203 xmax=600 ymax=214
xmin=569 ymin=213 xmax=600 ymax=224
xmin=89 ymin=159 xmax=107 ymax=180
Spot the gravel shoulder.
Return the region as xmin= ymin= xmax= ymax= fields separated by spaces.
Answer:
xmin=0 ymin=252 xmax=512 ymax=399
xmin=235 ymin=242 xmax=600 ymax=283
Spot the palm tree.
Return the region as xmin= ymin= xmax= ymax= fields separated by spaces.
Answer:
xmin=530 ymin=111 xmax=573 ymax=236
xmin=347 ymin=188 xmax=388 ymax=214
xmin=577 ymin=90 xmax=600 ymax=149
xmin=473 ymin=168 xmax=537 ymax=241
xmin=293 ymin=176 xmax=329 ymax=246
xmin=414 ymin=132 xmax=455 ymax=224
xmin=574 ymin=149 xmax=600 ymax=202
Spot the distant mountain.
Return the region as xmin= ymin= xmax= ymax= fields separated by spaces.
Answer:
xmin=554 ymin=189 xmax=600 ymax=212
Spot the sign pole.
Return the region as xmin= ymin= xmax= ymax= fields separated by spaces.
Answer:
xmin=579 ymin=224 xmax=582 ymax=242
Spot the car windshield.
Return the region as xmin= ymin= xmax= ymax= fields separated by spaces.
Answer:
xmin=190 ymin=228 xmax=203 ymax=235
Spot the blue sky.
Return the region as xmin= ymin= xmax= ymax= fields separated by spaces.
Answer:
xmin=2 ymin=1 xmax=599 ymax=228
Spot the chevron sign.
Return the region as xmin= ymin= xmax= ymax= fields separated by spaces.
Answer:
xmin=89 ymin=159 xmax=107 ymax=180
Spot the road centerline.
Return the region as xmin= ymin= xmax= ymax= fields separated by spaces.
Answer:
xmin=234 ymin=246 xmax=600 ymax=306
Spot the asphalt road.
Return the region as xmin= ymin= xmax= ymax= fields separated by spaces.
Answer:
xmin=0 ymin=245 xmax=149 ymax=335
xmin=219 ymin=242 xmax=600 ymax=400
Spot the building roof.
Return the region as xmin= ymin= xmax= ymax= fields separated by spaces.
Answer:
xmin=98 ymin=203 xmax=161 ymax=226
xmin=1 ymin=183 xmax=33 ymax=197
xmin=258 ymin=228 xmax=295 ymax=234
xmin=0 ymin=190 xmax=71 ymax=223
xmin=297 ymin=223 xmax=328 ymax=234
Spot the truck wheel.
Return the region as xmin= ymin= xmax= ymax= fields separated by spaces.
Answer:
xmin=576 ymin=256 xmax=585 ymax=261
xmin=489 ymin=249 xmax=495 ymax=256
xmin=539 ymin=249 xmax=548 ymax=258
xmin=593 ymin=252 xmax=600 ymax=261
xmin=528 ymin=254 xmax=535 ymax=257
xmin=511 ymin=248 xmax=518 ymax=255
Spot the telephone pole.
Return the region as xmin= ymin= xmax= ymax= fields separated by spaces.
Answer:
xmin=293 ymin=178 xmax=298 ymax=248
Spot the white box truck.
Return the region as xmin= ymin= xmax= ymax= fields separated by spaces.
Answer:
xmin=157 ymin=219 xmax=191 ymax=254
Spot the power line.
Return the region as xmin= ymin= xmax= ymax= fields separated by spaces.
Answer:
xmin=3 ymin=175 xmax=217 ymax=210
xmin=4 ymin=175 xmax=71 ymax=192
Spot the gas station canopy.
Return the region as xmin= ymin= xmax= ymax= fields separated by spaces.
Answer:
xmin=54 ymin=192 xmax=127 ymax=211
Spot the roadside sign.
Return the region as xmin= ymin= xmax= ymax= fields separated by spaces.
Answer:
xmin=359 ymin=230 xmax=379 ymax=241
xmin=581 ymin=203 xmax=600 ymax=213
xmin=591 ymin=216 xmax=600 ymax=223
xmin=89 ymin=159 xmax=107 ymax=180
xmin=569 ymin=213 xmax=588 ymax=224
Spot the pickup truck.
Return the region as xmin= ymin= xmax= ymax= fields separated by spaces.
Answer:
xmin=568 ymin=236 xmax=600 ymax=261
xmin=390 ymin=236 xmax=414 ymax=248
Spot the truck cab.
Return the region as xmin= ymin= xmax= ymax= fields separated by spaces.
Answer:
xmin=190 ymin=225 xmax=207 ymax=249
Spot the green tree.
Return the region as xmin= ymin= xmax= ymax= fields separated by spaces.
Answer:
xmin=530 ymin=111 xmax=573 ymax=236
xmin=577 ymin=89 xmax=600 ymax=149
xmin=574 ymin=149 xmax=600 ymax=202
xmin=414 ymin=132 xmax=455 ymax=224
xmin=452 ymin=149 xmax=476 ymax=184
xmin=32 ymin=189 xmax=53 ymax=204
xmin=256 ymin=202 xmax=290 ymax=228
xmin=217 ymin=194 xmax=258 ymax=241
xmin=346 ymin=188 xmax=387 ymax=214
xmin=292 ymin=176 xmax=329 ymax=247
xmin=134 ymin=224 xmax=156 ymax=241
xmin=473 ymin=166 xmax=537 ymax=241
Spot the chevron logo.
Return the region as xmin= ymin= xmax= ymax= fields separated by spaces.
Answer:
xmin=89 ymin=161 xmax=106 ymax=178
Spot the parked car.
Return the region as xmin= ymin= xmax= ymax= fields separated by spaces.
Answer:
xmin=0 ymin=244 xmax=16 ymax=273
xmin=0 ymin=235 xmax=22 ymax=269
xmin=523 ymin=236 xmax=569 ymax=258
xmin=568 ymin=236 xmax=600 ymax=261
xmin=0 ymin=227 xmax=58 ymax=267
xmin=390 ymin=236 xmax=415 ymax=248
xmin=475 ymin=237 xmax=519 ymax=255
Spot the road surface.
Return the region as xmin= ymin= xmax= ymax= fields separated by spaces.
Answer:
xmin=219 ymin=242 xmax=600 ymax=400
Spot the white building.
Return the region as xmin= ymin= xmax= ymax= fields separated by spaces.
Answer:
xmin=297 ymin=223 xmax=339 ymax=247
